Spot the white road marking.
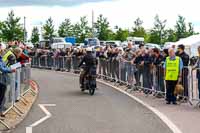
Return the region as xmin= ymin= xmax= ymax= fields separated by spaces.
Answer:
xmin=26 ymin=104 xmax=56 ymax=133
xmin=98 ymin=80 xmax=183 ymax=133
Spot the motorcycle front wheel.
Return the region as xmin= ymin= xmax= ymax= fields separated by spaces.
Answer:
xmin=89 ymin=87 xmax=95 ymax=96
xmin=89 ymin=83 xmax=95 ymax=95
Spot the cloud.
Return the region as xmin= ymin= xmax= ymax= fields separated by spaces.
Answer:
xmin=0 ymin=0 xmax=200 ymax=39
xmin=0 ymin=0 xmax=113 ymax=7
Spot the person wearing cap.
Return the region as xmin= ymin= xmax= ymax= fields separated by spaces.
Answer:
xmin=0 ymin=45 xmax=16 ymax=119
xmin=176 ymin=44 xmax=189 ymax=99
xmin=164 ymin=48 xmax=183 ymax=104
xmin=78 ymin=47 xmax=97 ymax=88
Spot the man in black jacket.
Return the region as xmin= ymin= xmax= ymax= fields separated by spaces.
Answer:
xmin=78 ymin=47 xmax=97 ymax=88
xmin=176 ymin=44 xmax=189 ymax=98
xmin=152 ymin=48 xmax=165 ymax=95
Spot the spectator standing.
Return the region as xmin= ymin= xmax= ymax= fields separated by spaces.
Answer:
xmin=193 ymin=46 xmax=200 ymax=99
xmin=162 ymin=49 xmax=169 ymax=61
xmin=98 ymin=47 xmax=107 ymax=78
xmin=106 ymin=46 xmax=112 ymax=78
xmin=117 ymin=48 xmax=126 ymax=84
xmin=176 ymin=44 xmax=190 ymax=99
xmin=134 ymin=50 xmax=143 ymax=87
xmin=3 ymin=47 xmax=22 ymax=67
xmin=112 ymin=48 xmax=120 ymax=82
xmin=164 ymin=48 xmax=183 ymax=104
xmin=122 ymin=47 xmax=135 ymax=89
xmin=65 ymin=48 xmax=72 ymax=72
xmin=152 ymin=48 xmax=165 ymax=96
xmin=141 ymin=49 xmax=153 ymax=93
xmin=0 ymin=45 xmax=15 ymax=119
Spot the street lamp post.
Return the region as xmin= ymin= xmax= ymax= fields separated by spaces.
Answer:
xmin=92 ymin=10 xmax=95 ymax=38
xmin=24 ymin=16 xmax=26 ymax=42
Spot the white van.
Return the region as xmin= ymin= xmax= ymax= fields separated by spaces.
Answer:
xmin=105 ymin=41 xmax=121 ymax=47
xmin=127 ymin=37 xmax=144 ymax=45
xmin=50 ymin=38 xmax=72 ymax=49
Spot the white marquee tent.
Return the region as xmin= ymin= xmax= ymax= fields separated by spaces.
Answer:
xmin=173 ymin=34 xmax=200 ymax=57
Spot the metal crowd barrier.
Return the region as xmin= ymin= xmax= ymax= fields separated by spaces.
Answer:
xmin=30 ymin=55 xmax=200 ymax=107
xmin=190 ymin=68 xmax=200 ymax=106
xmin=0 ymin=63 xmax=33 ymax=129
xmin=31 ymin=55 xmax=82 ymax=73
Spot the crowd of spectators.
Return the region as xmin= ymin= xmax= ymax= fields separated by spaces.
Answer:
xmin=0 ymin=41 xmax=30 ymax=119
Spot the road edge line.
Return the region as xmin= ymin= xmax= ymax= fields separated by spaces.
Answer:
xmin=98 ymin=80 xmax=182 ymax=133
xmin=47 ymin=70 xmax=183 ymax=133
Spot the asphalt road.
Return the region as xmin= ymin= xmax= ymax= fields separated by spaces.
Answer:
xmin=11 ymin=69 xmax=172 ymax=133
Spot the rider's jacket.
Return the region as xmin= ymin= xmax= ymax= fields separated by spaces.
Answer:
xmin=78 ymin=53 xmax=97 ymax=70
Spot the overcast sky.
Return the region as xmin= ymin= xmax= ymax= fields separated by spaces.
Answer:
xmin=0 ymin=0 xmax=200 ymax=39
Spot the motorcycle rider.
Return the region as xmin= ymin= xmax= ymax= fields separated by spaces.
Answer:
xmin=78 ymin=47 xmax=97 ymax=88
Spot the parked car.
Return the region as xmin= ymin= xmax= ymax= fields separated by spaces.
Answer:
xmin=127 ymin=37 xmax=144 ymax=45
xmin=84 ymin=38 xmax=100 ymax=47
xmin=105 ymin=41 xmax=121 ymax=47
xmin=39 ymin=40 xmax=50 ymax=49
xmin=50 ymin=38 xmax=72 ymax=49
xmin=145 ymin=43 xmax=161 ymax=50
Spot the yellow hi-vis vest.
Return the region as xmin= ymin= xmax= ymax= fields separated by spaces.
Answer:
xmin=3 ymin=50 xmax=14 ymax=66
xmin=165 ymin=56 xmax=180 ymax=81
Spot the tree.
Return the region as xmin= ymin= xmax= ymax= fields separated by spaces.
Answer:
xmin=187 ymin=22 xmax=194 ymax=36
xmin=131 ymin=17 xmax=146 ymax=37
xmin=58 ymin=18 xmax=73 ymax=37
xmin=148 ymin=15 xmax=167 ymax=44
xmin=175 ymin=15 xmax=187 ymax=40
xmin=94 ymin=14 xmax=111 ymax=40
xmin=115 ymin=28 xmax=129 ymax=41
xmin=1 ymin=10 xmax=24 ymax=42
xmin=42 ymin=17 xmax=55 ymax=40
xmin=0 ymin=21 xmax=3 ymax=40
xmin=71 ymin=16 xmax=92 ymax=43
xmin=31 ymin=27 xmax=40 ymax=44
xmin=71 ymin=23 xmax=81 ymax=40
xmin=78 ymin=16 xmax=92 ymax=42
xmin=163 ymin=29 xmax=177 ymax=42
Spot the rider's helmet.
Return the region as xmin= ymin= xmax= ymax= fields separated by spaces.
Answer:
xmin=86 ymin=47 xmax=93 ymax=52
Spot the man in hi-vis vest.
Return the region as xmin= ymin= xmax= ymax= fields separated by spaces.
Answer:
xmin=164 ymin=48 xmax=183 ymax=104
xmin=3 ymin=47 xmax=22 ymax=67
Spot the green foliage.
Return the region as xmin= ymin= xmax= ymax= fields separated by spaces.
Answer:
xmin=94 ymin=14 xmax=111 ymax=41
xmin=187 ymin=22 xmax=194 ymax=36
xmin=115 ymin=28 xmax=129 ymax=41
xmin=175 ymin=15 xmax=187 ymax=40
xmin=174 ymin=15 xmax=196 ymax=41
xmin=148 ymin=15 xmax=167 ymax=44
xmin=78 ymin=16 xmax=92 ymax=42
xmin=0 ymin=11 xmax=198 ymax=44
xmin=58 ymin=18 xmax=73 ymax=37
xmin=1 ymin=10 xmax=24 ymax=42
xmin=163 ymin=29 xmax=177 ymax=42
xmin=31 ymin=27 xmax=40 ymax=44
xmin=42 ymin=17 xmax=55 ymax=40
xmin=71 ymin=16 xmax=92 ymax=43
xmin=131 ymin=17 xmax=146 ymax=37
xmin=0 ymin=21 xmax=3 ymax=40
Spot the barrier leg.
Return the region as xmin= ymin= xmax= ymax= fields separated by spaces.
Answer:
xmin=0 ymin=120 xmax=10 ymax=129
